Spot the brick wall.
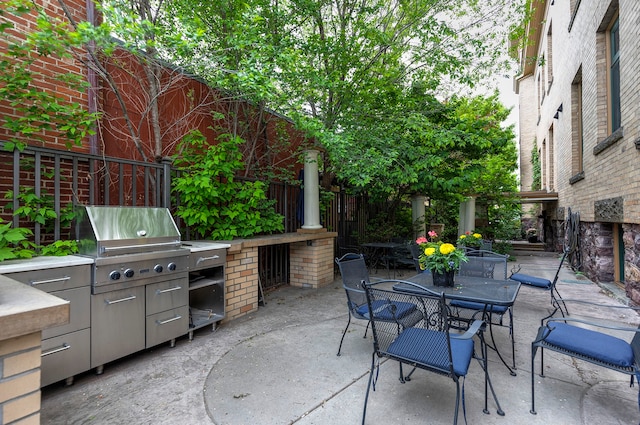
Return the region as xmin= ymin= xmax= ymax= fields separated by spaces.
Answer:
xmin=517 ymin=0 xmax=640 ymax=300
xmin=289 ymin=237 xmax=335 ymax=289
xmin=222 ymin=233 xmax=337 ymax=321
xmin=224 ymin=247 xmax=259 ymax=322
xmin=0 ymin=333 xmax=42 ymax=425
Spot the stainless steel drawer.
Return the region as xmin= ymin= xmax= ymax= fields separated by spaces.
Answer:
xmin=145 ymin=305 xmax=188 ymax=348
xmin=146 ymin=277 xmax=188 ymax=315
xmin=7 ymin=264 xmax=91 ymax=292
xmin=41 ymin=328 xmax=90 ymax=387
xmin=91 ymin=286 xmax=145 ymax=368
xmin=42 ymin=286 xmax=91 ymax=339
xmin=189 ymin=248 xmax=225 ymax=271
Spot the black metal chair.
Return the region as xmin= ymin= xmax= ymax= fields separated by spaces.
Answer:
xmin=362 ymin=280 xmax=504 ymax=425
xmin=409 ymin=242 xmax=423 ymax=273
xmin=334 ymin=253 xmax=422 ymax=356
xmin=449 ymin=252 xmax=517 ymax=373
xmin=510 ymin=249 xmax=569 ymax=316
xmin=530 ymin=298 xmax=640 ymax=415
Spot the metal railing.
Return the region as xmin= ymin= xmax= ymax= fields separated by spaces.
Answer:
xmin=0 ymin=142 xmax=370 ymax=288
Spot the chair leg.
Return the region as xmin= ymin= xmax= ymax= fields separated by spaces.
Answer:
xmin=509 ymin=308 xmax=516 ymax=370
xmin=531 ymin=343 xmax=539 ymax=414
xmin=337 ymin=314 xmax=352 ymax=356
xmin=476 ymin=333 xmax=504 ymax=416
xmin=453 ymin=380 xmax=460 ymax=425
xmin=362 ymin=352 xmax=376 ymax=425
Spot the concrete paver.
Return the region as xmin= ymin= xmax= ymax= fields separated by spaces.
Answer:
xmin=40 ymin=254 xmax=640 ymax=424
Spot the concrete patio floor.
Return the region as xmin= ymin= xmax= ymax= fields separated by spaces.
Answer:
xmin=40 ymin=253 xmax=640 ymax=424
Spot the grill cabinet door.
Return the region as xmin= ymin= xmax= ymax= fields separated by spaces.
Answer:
xmin=91 ymin=286 xmax=145 ymax=368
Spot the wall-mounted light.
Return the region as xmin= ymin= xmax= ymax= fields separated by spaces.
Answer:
xmin=553 ymin=103 xmax=563 ymax=119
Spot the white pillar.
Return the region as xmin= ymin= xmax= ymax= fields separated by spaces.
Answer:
xmin=301 ymin=149 xmax=322 ymax=230
xmin=458 ymin=196 xmax=477 ymax=235
xmin=411 ymin=195 xmax=426 ymax=238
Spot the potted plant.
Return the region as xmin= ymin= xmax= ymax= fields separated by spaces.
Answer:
xmin=457 ymin=231 xmax=483 ymax=254
xmin=415 ymin=232 xmax=468 ymax=287
xmin=526 ymin=228 xmax=538 ymax=243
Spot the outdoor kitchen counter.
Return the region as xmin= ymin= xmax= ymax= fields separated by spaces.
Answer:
xmin=0 ymin=255 xmax=94 ymax=274
xmin=0 ymin=273 xmax=70 ymax=340
xmin=220 ymin=231 xmax=337 ymax=253
xmin=181 ymin=241 xmax=231 ymax=251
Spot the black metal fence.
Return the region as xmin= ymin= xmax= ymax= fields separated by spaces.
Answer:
xmin=0 ymin=142 xmax=369 ymax=290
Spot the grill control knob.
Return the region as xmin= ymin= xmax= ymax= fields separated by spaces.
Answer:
xmin=154 ymin=264 xmax=163 ymax=273
xmin=124 ymin=268 xmax=134 ymax=278
xmin=168 ymin=262 xmax=177 ymax=271
xmin=109 ymin=271 xmax=121 ymax=280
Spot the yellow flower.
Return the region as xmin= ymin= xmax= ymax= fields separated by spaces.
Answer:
xmin=439 ymin=243 xmax=456 ymax=255
xmin=473 ymin=233 xmax=482 ymax=239
xmin=459 ymin=235 xmax=466 ymax=239
xmin=424 ymin=247 xmax=436 ymax=256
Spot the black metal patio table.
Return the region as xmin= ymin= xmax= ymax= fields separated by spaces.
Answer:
xmin=360 ymin=241 xmax=404 ymax=276
xmin=393 ymin=273 xmax=521 ymax=375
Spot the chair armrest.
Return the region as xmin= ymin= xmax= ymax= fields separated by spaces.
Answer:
xmin=546 ymin=317 xmax=640 ymax=334
xmin=555 ymin=298 xmax=640 ymax=312
xmin=451 ymin=319 xmax=484 ymax=340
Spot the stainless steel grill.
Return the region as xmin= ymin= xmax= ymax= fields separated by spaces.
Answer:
xmin=75 ymin=206 xmax=189 ymax=294
xmin=75 ymin=206 xmax=190 ymax=372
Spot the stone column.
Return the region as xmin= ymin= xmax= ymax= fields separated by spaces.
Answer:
xmin=458 ymin=196 xmax=476 ymax=235
xmin=412 ymin=195 xmax=427 ymax=238
xmin=301 ymin=149 xmax=322 ymax=230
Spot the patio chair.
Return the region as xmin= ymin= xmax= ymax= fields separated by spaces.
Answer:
xmin=362 ymin=280 xmax=504 ymax=425
xmin=334 ymin=253 xmax=422 ymax=356
xmin=509 ymin=249 xmax=569 ymax=316
xmin=409 ymin=242 xmax=423 ymax=273
xmin=450 ymin=252 xmax=517 ymax=373
xmin=530 ymin=298 xmax=640 ymax=415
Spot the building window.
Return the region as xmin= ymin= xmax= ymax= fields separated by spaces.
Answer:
xmin=595 ymin=3 xmax=621 ymax=144
xmin=547 ymin=126 xmax=554 ymax=191
xmin=541 ymin=139 xmax=547 ymax=190
xmin=570 ymin=67 xmax=584 ymax=182
xmin=609 ymin=16 xmax=620 ymax=132
xmin=547 ymin=25 xmax=553 ymax=91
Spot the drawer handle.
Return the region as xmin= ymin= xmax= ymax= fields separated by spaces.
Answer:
xmin=105 ymin=295 xmax=137 ymax=305
xmin=41 ymin=343 xmax=70 ymax=357
xmin=156 ymin=285 xmax=182 ymax=294
xmin=196 ymin=255 xmax=219 ymax=265
xmin=156 ymin=315 xmax=182 ymax=325
xmin=30 ymin=276 xmax=71 ymax=286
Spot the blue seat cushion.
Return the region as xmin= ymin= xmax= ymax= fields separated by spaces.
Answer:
xmin=450 ymin=300 xmax=508 ymax=314
xmin=510 ymin=273 xmax=552 ymax=289
xmin=387 ymin=327 xmax=474 ymax=376
xmin=543 ymin=322 xmax=635 ymax=367
xmin=356 ymin=300 xmax=417 ymax=320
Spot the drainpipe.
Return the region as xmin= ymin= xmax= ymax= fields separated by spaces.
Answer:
xmin=301 ymin=149 xmax=322 ymax=230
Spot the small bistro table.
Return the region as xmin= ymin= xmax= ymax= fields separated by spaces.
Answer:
xmin=393 ymin=273 xmax=521 ymax=374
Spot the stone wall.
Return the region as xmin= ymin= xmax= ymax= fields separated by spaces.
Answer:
xmin=624 ymin=223 xmax=640 ymax=303
xmin=580 ymin=222 xmax=614 ymax=283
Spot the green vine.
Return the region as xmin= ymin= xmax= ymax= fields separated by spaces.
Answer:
xmin=531 ymin=143 xmax=541 ymax=191
xmin=172 ymin=130 xmax=285 ymax=240
xmin=0 ymin=0 xmax=99 ymax=151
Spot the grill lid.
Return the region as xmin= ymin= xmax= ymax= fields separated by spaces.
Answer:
xmin=76 ymin=206 xmax=181 ymax=257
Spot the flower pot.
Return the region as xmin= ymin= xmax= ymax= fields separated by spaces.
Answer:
xmin=432 ymin=269 xmax=455 ymax=287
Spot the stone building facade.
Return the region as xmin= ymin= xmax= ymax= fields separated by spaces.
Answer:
xmin=515 ymin=0 xmax=640 ymax=302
